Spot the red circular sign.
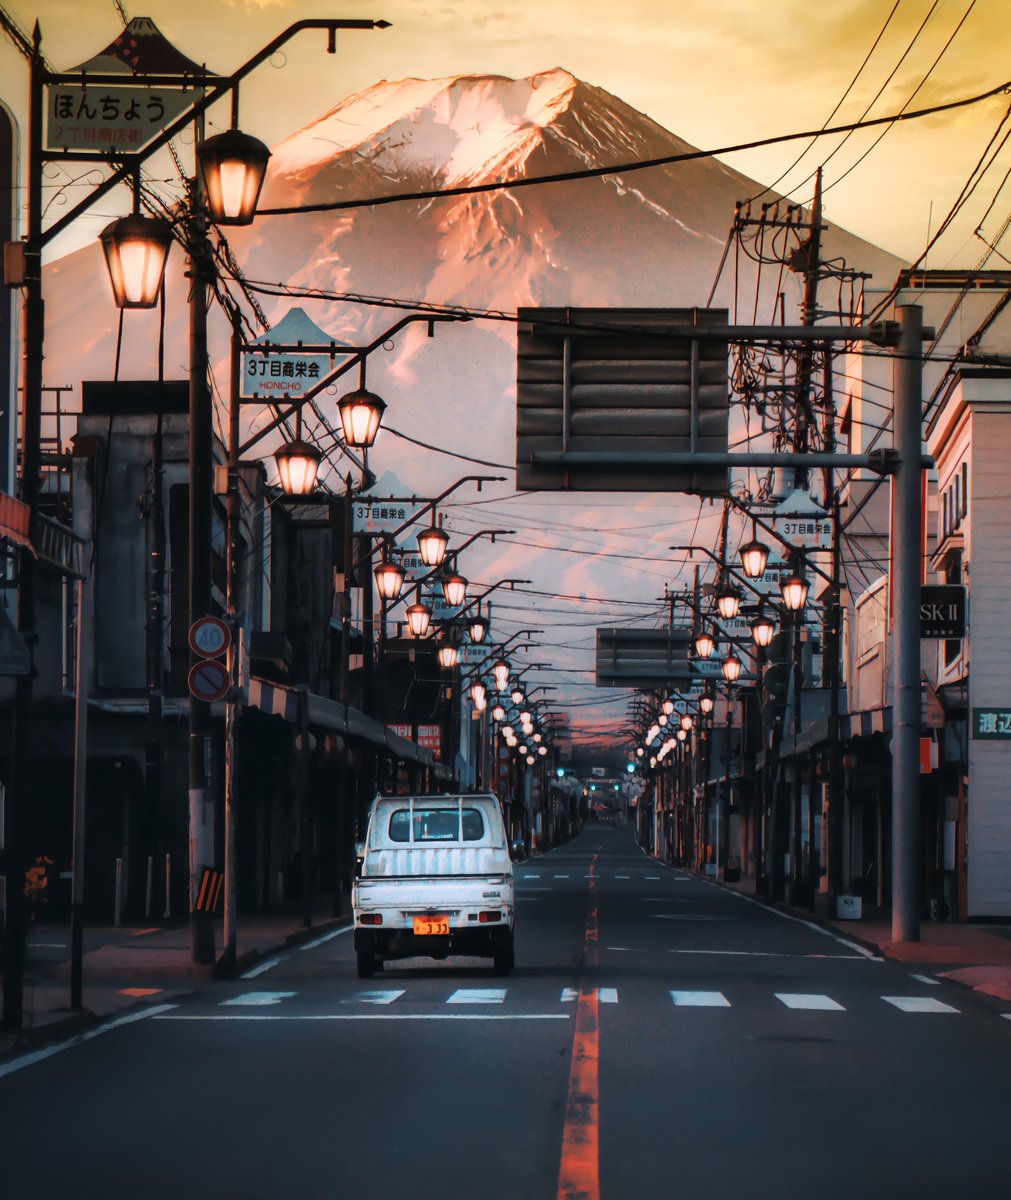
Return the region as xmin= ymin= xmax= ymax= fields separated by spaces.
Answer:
xmin=188 ymin=659 xmax=231 ymax=703
xmin=188 ymin=616 xmax=231 ymax=659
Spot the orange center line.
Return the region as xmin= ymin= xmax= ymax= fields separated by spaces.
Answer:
xmin=557 ymin=853 xmax=601 ymax=1200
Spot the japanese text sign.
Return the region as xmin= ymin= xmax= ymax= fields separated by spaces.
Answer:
xmin=45 ymin=85 xmax=193 ymax=152
xmin=972 ymin=708 xmax=1011 ymax=739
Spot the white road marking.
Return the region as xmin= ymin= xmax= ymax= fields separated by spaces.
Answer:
xmin=560 ymin=988 xmax=618 ymax=1004
xmin=615 ymin=875 xmax=631 ymax=879
xmin=644 ymin=876 xmax=660 ymax=880
xmin=298 ymin=926 xmax=353 ymax=952
xmin=346 ymin=990 xmax=405 ymax=1005
xmin=670 ymin=990 xmax=730 ymax=1007
xmin=669 ymin=949 xmax=866 ymax=960
xmin=447 ymin=988 xmax=507 ymax=1004
xmin=910 ymin=974 xmax=941 ymax=986
xmin=883 ymin=996 xmax=959 ymax=1014
xmin=651 ymin=913 xmax=728 ymax=921
xmin=221 ymin=991 xmax=296 ymax=1007
xmin=1002 ymin=1014 xmax=1011 ymax=1022
xmin=554 ymin=874 xmax=570 ymax=879
xmin=240 ymin=958 xmax=282 ymax=980
xmin=776 ymin=993 xmax=845 ymax=1011
xmin=155 ymin=1014 xmax=571 ymax=1022
xmin=605 ymin=946 xmax=638 ymax=952
xmin=523 ymin=873 xmax=541 ymax=878
xmin=0 ymin=1004 xmax=178 ymax=1080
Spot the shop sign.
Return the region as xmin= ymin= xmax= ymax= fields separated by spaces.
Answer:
xmin=972 ymin=708 xmax=1011 ymax=739
xmin=920 ymin=585 xmax=966 ymax=639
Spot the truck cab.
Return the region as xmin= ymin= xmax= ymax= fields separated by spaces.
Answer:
xmin=352 ymin=794 xmax=515 ymax=978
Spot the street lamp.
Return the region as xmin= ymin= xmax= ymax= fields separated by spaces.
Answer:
xmin=538 ymin=745 xmax=548 ymax=756
xmin=750 ymin=611 xmax=777 ymax=648
xmin=680 ymin=713 xmax=693 ymax=731
xmin=337 ymin=386 xmax=386 ymax=449
xmin=196 ymin=127 xmax=271 ymax=225
xmin=526 ymin=755 xmax=535 ymax=766
xmin=658 ymin=712 xmax=668 ymax=727
xmin=739 ymin=538 xmax=770 ymax=579
xmin=511 ymin=688 xmax=524 ymax=706
xmin=470 ymin=681 xmax=487 ymax=712
xmin=722 ymin=653 xmax=743 ymax=682
xmin=700 ymin=692 xmax=714 ymax=715
xmin=274 ymin=437 xmax=322 ymax=497
xmin=468 ymin=614 xmax=488 ymax=643
xmin=519 ymin=709 xmax=532 ymax=724
xmin=442 ymin=571 xmax=467 ymax=608
xmin=677 ymin=728 xmax=687 ymax=742
xmin=492 ymin=704 xmax=506 ymax=722
xmin=374 ymin=556 xmax=406 ymax=602
xmin=715 ymin=582 xmax=741 ymax=620
xmin=780 ymin=573 xmax=810 ymax=612
xmin=492 ymin=659 xmax=510 ymax=691
xmin=437 ymin=642 xmax=459 ymax=669
xmin=662 ymin=697 xmax=675 ymax=716
xmin=406 ymin=602 xmax=432 ymax=638
xmin=417 ymin=523 xmax=450 ymax=568
xmin=502 ymin=725 xmax=514 ymax=738
xmin=100 ymin=212 xmax=174 ymax=309
xmin=532 ymin=732 xmax=543 ymax=744
xmin=695 ymin=629 xmax=716 ymax=659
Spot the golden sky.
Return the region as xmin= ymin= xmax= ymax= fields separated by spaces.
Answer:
xmin=3 ymin=0 xmax=1011 ymax=263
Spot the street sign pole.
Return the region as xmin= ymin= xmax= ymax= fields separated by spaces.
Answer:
xmin=891 ymin=305 xmax=923 ymax=944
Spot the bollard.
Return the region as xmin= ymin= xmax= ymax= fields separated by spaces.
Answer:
xmin=145 ymin=855 xmax=153 ymax=919
xmin=163 ymin=853 xmax=171 ymax=920
xmin=114 ymin=857 xmax=123 ymax=928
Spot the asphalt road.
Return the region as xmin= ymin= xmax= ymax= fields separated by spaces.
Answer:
xmin=2 ymin=822 xmax=1010 ymax=1199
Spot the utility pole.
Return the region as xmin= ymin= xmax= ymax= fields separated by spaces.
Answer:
xmin=891 ymin=305 xmax=923 ymax=943
xmin=222 ymin=313 xmax=242 ymax=967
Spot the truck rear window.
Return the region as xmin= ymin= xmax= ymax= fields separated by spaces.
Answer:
xmin=388 ymin=807 xmax=485 ymax=843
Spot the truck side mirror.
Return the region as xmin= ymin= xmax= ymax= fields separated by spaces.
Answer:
xmin=510 ymin=839 xmax=525 ymax=860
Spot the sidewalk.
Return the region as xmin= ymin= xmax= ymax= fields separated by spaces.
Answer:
xmin=713 ymin=870 xmax=1011 ymax=1003
xmin=0 ymin=899 xmax=350 ymax=1057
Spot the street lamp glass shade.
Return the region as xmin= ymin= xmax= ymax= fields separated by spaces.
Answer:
xmin=437 ymin=642 xmax=459 ymax=669
xmin=337 ymin=388 xmax=386 ymax=449
xmin=751 ymin=613 xmax=777 ymax=647
xmin=100 ymin=213 xmax=173 ymax=309
xmin=519 ymin=709 xmax=532 ymax=724
xmin=502 ymin=725 xmax=514 ymax=738
xmin=373 ymin=558 xmax=406 ymax=601
xmin=417 ymin=525 xmax=450 ymax=568
xmin=715 ymin=584 xmax=741 ymax=620
xmin=636 ymin=746 xmax=645 ymax=757
xmin=468 ymin=615 xmax=488 ymax=643
xmin=442 ymin=572 xmax=467 ymax=608
xmin=739 ymin=539 xmax=770 ymax=579
xmin=274 ymin=438 xmax=322 ymax=496
xmin=658 ymin=713 xmax=668 ymax=727
xmin=506 ymin=734 xmax=518 ymax=747
xmin=470 ymin=681 xmax=487 ymax=711
xmin=406 ymin=602 xmax=432 ymax=638
xmin=722 ymin=653 xmax=743 ymax=682
xmin=510 ymin=688 xmax=524 ymax=706
xmin=518 ymin=744 xmax=528 ymax=756
xmin=677 ymin=728 xmax=687 ymax=741
xmin=521 ymin=722 xmax=534 ymax=736
xmin=526 ymin=755 xmax=535 ymax=766
xmin=695 ymin=629 xmax=716 ymax=659
xmin=492 ymin=659 xmax=510 ymax=691
xmin=492 ymin=704 xmax=506 ymax=722
xmin=680 ymin=713 xmax=693 ymax=731
xmin=538 ymin=745 xmax=548 ymax=756
xmin=700 ymin=693 xmax=714 ymax=715
xmin=780 ymin=573 xmax=810 ymax=612
xmin=196 ymin=128 xmax=271 ymax=225
xmin=532 ymin=732 xmax=542 ymax=744
xmin=662 ymin=698 xmax=675 ymax=716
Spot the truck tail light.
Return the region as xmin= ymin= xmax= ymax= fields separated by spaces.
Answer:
xmin=478 ymin=911 xmax=502 ymax=923
xmin=360 ymin=914 xmax=383 ymax=926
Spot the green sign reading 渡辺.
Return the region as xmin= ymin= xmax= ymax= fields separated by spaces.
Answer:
xmin=972 ymin=708 xmax=1011 ymax=738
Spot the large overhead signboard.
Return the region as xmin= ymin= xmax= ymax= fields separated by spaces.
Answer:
xmin=516 ymin=307 xmax=730 ymax=494
xmin=595 ymin=627 xmax=694 ymax=688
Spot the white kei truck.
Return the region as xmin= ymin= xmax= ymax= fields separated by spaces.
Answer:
xmin=352 ymin=794 xmax=516 ymax=978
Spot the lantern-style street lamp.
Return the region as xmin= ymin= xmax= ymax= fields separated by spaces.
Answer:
xmin=538 ymin=745 xmax=548 ymax=756
xmin=780 ymin=573 xmax=810 ymax=612
xmin=658 ymin=713 xmax=668 ymax=727
xmin=468 ymin=614 xmax=488 ymax=643
xmin=406 ymin=602 xmax=432 ymax=638
xmin=274 ymin=438 xmax=322 ymax=497
xmin=700 ymin=692 xmax=714 ymax=715
xmin=695 ymin=629 xmax=716 ymax=659
xmin=519 ymin=709 xmax=532 ymax=724
xmin=510 ymin=688 xmax=524 ymax=706
xmin=470 ymin=681 xmax=487 ymax=711
xmin=526 ymin=755 xmax=535 ymax=766
xmin=532 ymin=732 xmax=542 ymax=744
xmin=680 ymin=713 xmax=693 ymax=731
xmin=437 ymin=642 xmax=459 ymax=669
xmin=492 ymin=659 xmax=510 ymax=691
xmin=417 ymin=524 xmax=450 ymax=568
xmin=739 ymin=538 xmax=770 ymax=579
xmin=374 ymin=557 xmax=406 ymax=601
xmin=196 ymin=127 xmax=271 ymax=225
xmin=722 ymin=653 xmax=743 ymax=682
xmin=715 ymin=582 xmax=741 ymax=620
xmin=337 ymin=387 xmax=386 ymax=449
xmin=677 ymin=728 xmax=688 ymax=742
xmin=100 ymin=212 xmax=173 ymax=309
xmin=662 ymin=697 xmax=675 ymax=716
xmin=492 ymin=704 xmax=506 ymax=722
xmin=751 ymin=611 xmax=777 ymax=648
xmin=442 ymin=571 xmax=468 ymax=608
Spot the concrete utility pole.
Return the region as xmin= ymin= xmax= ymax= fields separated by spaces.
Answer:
xmin=891 ymin=305 xmax=923 ymax=943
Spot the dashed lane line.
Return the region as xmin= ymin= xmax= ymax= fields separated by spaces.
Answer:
xmin=882 ymin=996 xmax=960 ymax=1014
xmin=776 ymin=993 xmax=846 ymax=1011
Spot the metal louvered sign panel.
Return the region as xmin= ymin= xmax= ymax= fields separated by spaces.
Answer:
xmin=595 ymin=628 xmax=694 ymax=688
xmin=516 ymin=308 xmax=729 ymax=493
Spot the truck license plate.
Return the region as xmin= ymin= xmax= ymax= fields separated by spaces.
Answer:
xmin=413 ymin=916 xmax=450 ymax=936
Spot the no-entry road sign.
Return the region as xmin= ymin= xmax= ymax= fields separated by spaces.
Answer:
xmin=188 ymin=659 xmax=231 ymax=703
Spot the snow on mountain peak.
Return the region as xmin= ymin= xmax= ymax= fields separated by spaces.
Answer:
xmin=268 ymin=68 xmax=578 ymax=186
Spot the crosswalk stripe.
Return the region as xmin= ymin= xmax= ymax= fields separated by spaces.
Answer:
xmin=909 ymin=974 xmax=941 ymax=986
xmin=776 ymin=993 xmax=845 ymax=1011
xmin=883 ymin=996 xmax=959 ymax=1014
xmin=670 ymin=990 xmax=730 ymax=1007
xmin=221 ymin=991 xmax=296 ymax=1007
xmin=561 ymin=987 xmax=619 ymax=1004
xmin=447 ymin=988 xmax=507 ymax=1005
xmin=345 ymin=990 xmax=405 ymax=1005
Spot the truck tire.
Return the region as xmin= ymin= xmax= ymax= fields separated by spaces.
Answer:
xmin=493 ymin=933 xmax=515 ymax=977
xmin=356 ymin=950 xmax=378 ymax=979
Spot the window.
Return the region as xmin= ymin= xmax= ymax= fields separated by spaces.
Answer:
xmin=388 ymin=807 xmax=485 ymax=842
